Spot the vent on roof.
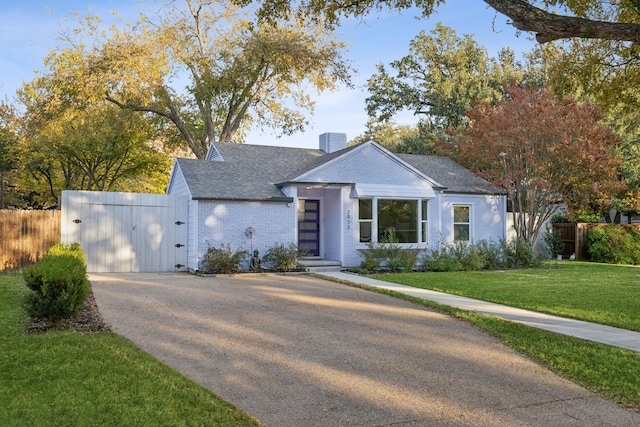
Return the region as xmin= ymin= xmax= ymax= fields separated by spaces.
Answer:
xmin=205 ymin=143 xmax=224 ymax=161
xmin=319 ymin=133 xmax=347 ymax=153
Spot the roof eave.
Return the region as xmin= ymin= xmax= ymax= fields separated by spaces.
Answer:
xmin=441 ymin=190 xmax=507 ymax=196
xmin=192 ymin=196 xmax=294 ymax=203
xmin=278 ymin=181 xmax=354 ymax=187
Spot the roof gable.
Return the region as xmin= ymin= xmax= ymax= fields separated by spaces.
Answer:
xmin=289 ymin=141 xmax=443 ymax=187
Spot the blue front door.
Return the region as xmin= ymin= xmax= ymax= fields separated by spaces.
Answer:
xmin=298 ymin=199 xmax=320 ymax=256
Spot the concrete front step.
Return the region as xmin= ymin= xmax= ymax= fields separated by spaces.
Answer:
xmin=299 ymin=259 xmax=342 ymax=272
xmin=307 ymin=266 xmax=343 ymax=272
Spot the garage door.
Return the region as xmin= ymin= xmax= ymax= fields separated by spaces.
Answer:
xmin=61 ymin=191 xmax=188 ymax=272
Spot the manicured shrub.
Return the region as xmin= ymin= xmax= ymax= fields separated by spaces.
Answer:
xmin=421 ymin=241 xmax=494 ymax=272
xmin=450 ymin=241 xmax=487 ymax=271
xmin=360 ymin=229 xmax=416 ymax=272
xmin=200 ymin=243 xmax=248 ymax=274
xmin=500 ymin=237 xmax=541 ymax=269
xmin=44 ymin=242 xmax=87 ymax=263
xmin=360 ymin=243 xmax=384 ymax=272
xmin=23 ymin=243 xmax=89 ymax=325
xmin=358 ymin=257 xmax=380 ymax=274
xmin=262 ymin=243 xmax=306 ymax=272
xmin=587 ymin=225 xmax=640 ymax=265
xmin=386 ymin=249 xmax=417 ymax=272
xmin=419 ymin=239 xmax=540 ymax=272
xmin=421 ymin=249 xmax=463 ymax=272
xmin=474 ymin=240 xmax=503 ymax=270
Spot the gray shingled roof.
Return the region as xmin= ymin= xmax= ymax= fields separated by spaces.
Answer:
xmin=397 ymin=154 xmax=506 ymax=195
xmin=177 ymin=143 xmax=325 ymax=201
xmin=176 ymin=142 xmax=504 ymax=201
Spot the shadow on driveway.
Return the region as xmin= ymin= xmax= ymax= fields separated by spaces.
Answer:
xmin=90 ymin=273 xmax=639 ymax=427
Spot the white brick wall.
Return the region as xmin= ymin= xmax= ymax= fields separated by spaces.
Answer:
xmin=187 ymin=199 xmax=199 ymax=270
xmin=195 ymin=200 xmax=296 ymax=270
xmin=439 ymin=193 xmax=506 ymax=245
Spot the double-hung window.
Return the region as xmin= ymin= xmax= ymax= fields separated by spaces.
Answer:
xmin=359 ymin=198 xmax=429 ymax=244
xmin=453 ymin=205 xmax=470 ymax=241
xmin=421 ymin=200 xmax=428 ymax=243
xmin=358 ymin=199 xmax=373 ymax=242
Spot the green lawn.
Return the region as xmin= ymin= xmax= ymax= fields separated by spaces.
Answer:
xmin=373 ymin=261 xmax=640 ymax=331
xmin=365 ymin=261 xmax=640 ymax=412
xmin=4 ymin=264 xmax=640 ymax=422
xmin=0 ymin=274 xmax=263 ymax=427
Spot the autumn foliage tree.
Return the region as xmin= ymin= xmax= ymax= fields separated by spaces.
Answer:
xmin=439 ymin=84 xmax=625 ymax=245
xmin=70 ymin=0 xmax=351 ymax=159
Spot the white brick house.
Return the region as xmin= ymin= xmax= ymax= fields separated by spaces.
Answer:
xmin=166 ymin=133 xmax=507 ymax=271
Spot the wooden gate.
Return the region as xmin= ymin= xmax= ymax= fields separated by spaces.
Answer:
xmin=61 ymin=191 xmax=188 ymax=273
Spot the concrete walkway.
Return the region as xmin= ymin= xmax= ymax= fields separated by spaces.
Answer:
xmin=318 ymin=271 xmax=640 ymax=353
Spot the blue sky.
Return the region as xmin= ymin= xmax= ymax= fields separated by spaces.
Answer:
xmin=0 ymin=1 xmax=536 ymax=149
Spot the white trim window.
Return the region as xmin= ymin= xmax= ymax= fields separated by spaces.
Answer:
xmin=358 ymin=198 xmax=430 ymax=244
xmin=358 ymin=199 xmax=373 ymax=242
xmin=421 ymin=200 xmax=428 ymax=243
xmin=453 ymin=205 xmax=471 ymax=241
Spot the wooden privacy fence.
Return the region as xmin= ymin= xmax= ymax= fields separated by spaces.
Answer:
xmin=0 ymin=210 xmax=61 ymax=271
xmin=552 ymin=223 xmax=640 ymax=260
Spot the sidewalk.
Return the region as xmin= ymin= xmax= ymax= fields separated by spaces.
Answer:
xmin=317 ymin=271 xmax=640 ymax=353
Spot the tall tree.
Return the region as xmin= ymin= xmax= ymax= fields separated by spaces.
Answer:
xmin=57 ymin=0 xmax=351 ymax=159
xmin=14 ymin=75 xmax=171 ymax=208
xmin=0 ymin=103 xmax=18 ymax=209
xmin=439 ymin=84 xmax=625 ymax=245
xmin=365 ymin=23 xmax=526 ymax=134
xmin=349 ymin=120 xmax=437 ymax=155
xmin=237 ymin=0 xmax=640 ymax=44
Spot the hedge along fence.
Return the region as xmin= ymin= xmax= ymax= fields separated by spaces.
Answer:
xmin=552 ymin=223 xmax=640 ymax=261
xmin=0 ymin=210 xmax=61 ymax=272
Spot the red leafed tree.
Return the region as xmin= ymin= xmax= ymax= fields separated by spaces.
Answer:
xmin=440 ymin=83 xmax=625 ymax=245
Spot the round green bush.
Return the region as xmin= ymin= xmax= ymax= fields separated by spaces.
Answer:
xmin=23 ymin=243 xmax=89 ymax=325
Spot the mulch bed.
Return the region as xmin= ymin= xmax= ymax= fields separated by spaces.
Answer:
xmin=26 ymin=287 xmax=111 ymax=334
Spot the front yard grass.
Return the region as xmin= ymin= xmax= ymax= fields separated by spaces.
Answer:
xmin=373 ymin=261 xmax=640 ymax=331
xmin=3 ymin=263 xmax=639 ymax=421
xmin=368 ymin=261 xmax=640 ymax=412
xmin=0 ymin=274 xmax=262 ymax=427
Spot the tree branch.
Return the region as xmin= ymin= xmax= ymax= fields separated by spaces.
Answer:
xmin=484 ymin=0 xmax=640 ymax=44
xmin=106 ymin=93 xmax=205 ymax=159
xmin=105 ymin=93 xmax=173 ymax=120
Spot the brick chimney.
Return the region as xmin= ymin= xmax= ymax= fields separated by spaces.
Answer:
xmin=319 ymin=132 xmax=347 ymax=153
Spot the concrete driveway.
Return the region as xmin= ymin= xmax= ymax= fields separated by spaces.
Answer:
xmin=90 ymin=273 xmax=639 ymax=427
